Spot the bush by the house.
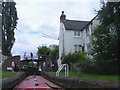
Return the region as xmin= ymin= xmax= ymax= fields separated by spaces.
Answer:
xmin=62 ymin=52 xmax=92 ymax=76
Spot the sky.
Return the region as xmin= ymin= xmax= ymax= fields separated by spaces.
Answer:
xmin=11 ymin=0 xmax=101 ymax=58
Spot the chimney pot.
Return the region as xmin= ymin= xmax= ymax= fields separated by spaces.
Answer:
xmin=60 ymin=11 xmax=66 ymax=22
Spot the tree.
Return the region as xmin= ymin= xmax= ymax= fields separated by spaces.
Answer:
xmin=37 ymin=46 xmax=51 ymax=58
xmin=0 ymin=16 xmax=1 ymax=50
xmin=90 ymin=2 xmax=119 ymax=74
xmin=0 ymin=3 xmax=2 ymax=14
xmin=50 ymin=46 xmax=59 ymax=71
xmin=2 ymin=1 xmax=18 ymax=56
xmin=50 ymin=46 xmax=59 ymax=60
xmin=0 ymin=3 xmax=2 ymax=52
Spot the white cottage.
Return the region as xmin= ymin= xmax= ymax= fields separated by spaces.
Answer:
xmin=59 ymin=11 xmax=99 ymax=59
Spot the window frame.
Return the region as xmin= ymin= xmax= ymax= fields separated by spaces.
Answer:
xmin=74 ymin=45 xmax=82 ymax=52
xmin=74 ymin=31 xmax=81 ymax=37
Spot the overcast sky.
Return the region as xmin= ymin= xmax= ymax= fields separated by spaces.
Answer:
xmin=11 ymin=0 xmax=101 ymax=57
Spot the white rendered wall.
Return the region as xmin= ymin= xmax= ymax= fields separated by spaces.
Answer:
xmin=59 ymin=16 xmax=100 ymax=59
xmin=59 ymin=22 xmax=84 ymax=57
xmin=64 ymin=30 xmax=83 ymax=55
xmin=59 ymin=22 xmax=65 ymax=58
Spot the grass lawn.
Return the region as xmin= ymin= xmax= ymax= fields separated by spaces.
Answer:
xmin=53 ymin=71 xmax=78 ymax=78
xmin=52 ymin=71 xmax=120 ymax=81
xmin=81 ymin=73 xmax=120 ymax=81
xmin=0 ymin=70 xmax=18 ymax=79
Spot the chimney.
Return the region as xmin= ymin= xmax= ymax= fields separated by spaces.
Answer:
xmin=60 ymin=11 xmax=66 ymax=22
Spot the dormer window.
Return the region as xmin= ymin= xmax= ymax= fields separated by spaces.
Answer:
xmin=74 ymin=31 xmax=81 ymax=37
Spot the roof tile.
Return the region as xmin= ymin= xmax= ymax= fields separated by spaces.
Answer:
xmin=62 ymin=20 xmax=90 ymax=31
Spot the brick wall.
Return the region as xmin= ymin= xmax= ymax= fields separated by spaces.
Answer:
xmin=19 ymin=60 xmax=28 ymax=70
xmin=2 ymin=56 xmax=20 ymax=70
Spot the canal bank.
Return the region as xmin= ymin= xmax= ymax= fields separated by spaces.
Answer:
xmin=41 ymin=72 xmax=120 ymax=89
xmin=2 ymin=71 xmax=120 ymax=89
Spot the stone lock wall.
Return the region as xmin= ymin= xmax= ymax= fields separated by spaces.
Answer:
xmin=41 ymin=72 xmax=119 ymax=89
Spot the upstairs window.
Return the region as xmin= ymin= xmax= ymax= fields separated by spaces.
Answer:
xmin=74 ymin=31 xmax=81 ymax=36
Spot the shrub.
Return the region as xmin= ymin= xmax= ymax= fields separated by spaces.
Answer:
xmin=95 ymin=59 xmax=119 ymax=75
xmin=62 ymin=53 xmax=80 ymax=65
xmin=62 ymin=52 xmax=91 ymax=73
xmin=83 ymin=64 xmax=102 ymax=74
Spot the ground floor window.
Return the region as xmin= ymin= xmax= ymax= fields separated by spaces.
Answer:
xmin=74 ymin=45 xmax=82 ymax=52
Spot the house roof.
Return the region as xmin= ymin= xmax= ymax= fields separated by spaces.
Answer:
xmin=62 ymin=20 xmax=90 ymax=31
